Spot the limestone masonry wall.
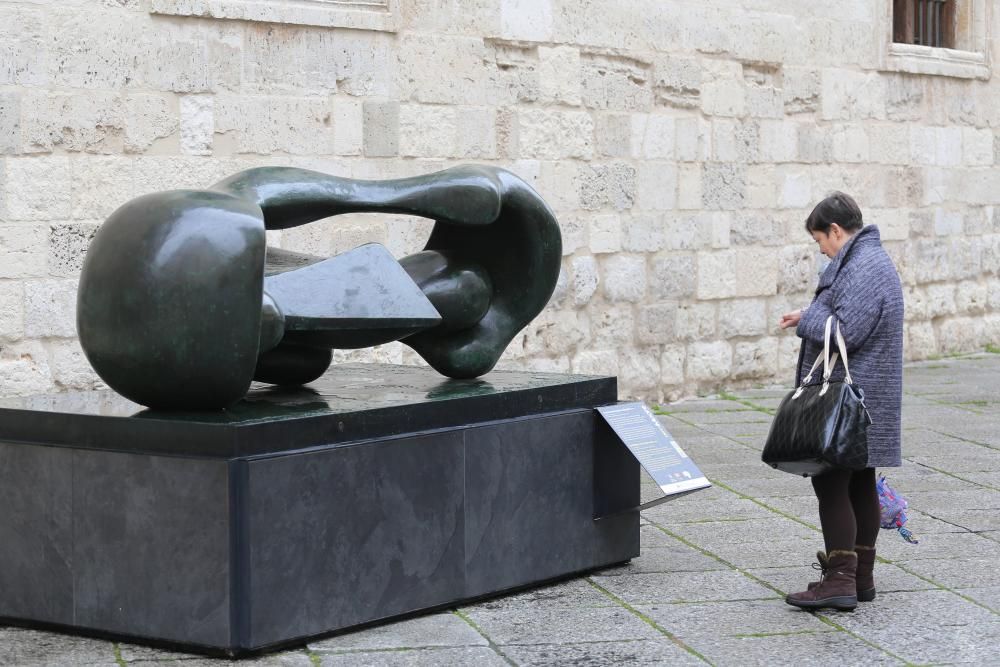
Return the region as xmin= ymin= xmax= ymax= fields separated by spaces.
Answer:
xmin=0 ymin=0 xmax=998 ymax=401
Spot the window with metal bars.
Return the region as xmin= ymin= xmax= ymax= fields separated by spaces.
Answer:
xmin=893 ymin=0 xmax=957 ymax=48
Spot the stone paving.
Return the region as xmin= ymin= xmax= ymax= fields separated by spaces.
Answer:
xmin=3 ymin=353 xmax=1000 ymax=666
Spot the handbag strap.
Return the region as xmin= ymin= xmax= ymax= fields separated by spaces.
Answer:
xmin=795 ymin=316 xmax=853 ymax=399
xmin=834 ymin=321 xmax=853 ymax=385
xmin=820 ymin=319 xmax=854 ymax=396
xmin=822 ymin=316 xmax=834 ymax=380
xmin=794 ymin=351 xmax=826 ymax=399
xmin=801 ymin=351 xmax=824 ymax=386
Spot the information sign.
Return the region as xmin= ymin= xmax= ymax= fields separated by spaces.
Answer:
xmin=596 ymin=402 xmax=710 ymax=511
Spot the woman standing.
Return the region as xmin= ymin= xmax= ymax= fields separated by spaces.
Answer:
xmin=778 ymin=192 xmax=904 ymax=611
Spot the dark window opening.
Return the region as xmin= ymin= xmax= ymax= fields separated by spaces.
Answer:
xmin=893 ymin=0 xmax=957 ymax=48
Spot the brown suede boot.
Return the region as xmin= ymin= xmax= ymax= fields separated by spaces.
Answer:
xmin=805 ymin=551 xmax=829 ymax=592
xmin=786 ymin=550 xmax=858 ymax=611
xmin=806 ymin=546 xmax=877 ymax=601
xmin=855 ymin=545 xmax=876 ymax=602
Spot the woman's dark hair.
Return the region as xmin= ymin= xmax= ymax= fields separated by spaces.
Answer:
xmin=805 ymin=192 xmax=863 ymax=234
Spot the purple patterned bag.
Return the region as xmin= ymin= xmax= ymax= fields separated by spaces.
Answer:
xmin=877 ymin=474 xmax=918 ymax=543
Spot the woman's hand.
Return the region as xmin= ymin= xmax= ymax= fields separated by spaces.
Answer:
xmin=779 ymin=309 xmax=802 ymax=329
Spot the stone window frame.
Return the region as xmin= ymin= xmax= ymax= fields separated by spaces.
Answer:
xmin=150 ymin=0 xmax=400 ymax=32
xmin=879 ymin=0 xmax=991 ymax=79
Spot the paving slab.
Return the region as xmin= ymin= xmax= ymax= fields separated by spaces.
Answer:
xmin=663 ymin=440 xmax=760 ymax=466
xmin=636 ymin=599 xmax=832 ymax=639
xmin=717 ymin=475 xmax=820 ymax=498
xmin=932 ymin=428 xmax=1000 ymax=448
xmin=732 ymin=388 xmax=789 ymax=399
xmin=652 ymin=417 xmax=709 ymax=439
xmin=0 ymin=628 xmax=119 ymax=667
xmin=641 ymin=496 xmax=776 ymax=524
xmin=906 ymin=453 xmax=1000 ymax=473
xmin=955 ymin=586 xmax=1000 ymax=613
xmin=657 ymin=400 xmax=746 ymax=414
xmin=903 ymin=438 xmax=998 ymax=458
xmin=460 ymin=605 xmax=663 ymax=645
xmin=607 ymin=528 xmax=729 ymax=574
xmin=915 ymin=506 xmax=1000 ymax=531
xmin=591 ymin=570 xmax=779 ymax=606
xmin=905 ymin=416 xmax=985 ymax=436
xmin=681 ymin=630 xmax=902 ymax=666
xmin=308 ymin=613 xmax=487 ymax=653
xmin=878 ymin=531 xmax=1000 ymax=562
xmin=752 ymin=495 xmax=821 ymax=526
xmin=499 ymin=639 xmax=705 ymax=666
xmin=894 ymin=556 xmax=1000 ymax=589
xmin=872 ymin=466 xmax=978 ymax=492
xmin=459 ymin=579 xmax=616 ymax=612
xmin=727 ymin=438 xmax=766 ymax=452
xmin=730 ymin=399 xmax=781 ymax=412
xmin=672 ymin=432 xmax=758 ymax=449
xmin=676 ymin=448 xmax=764 ymax=466
xmin=825 ymin=590 xmax=1000 ymax=664
xmin=119 ymin=642 xmax=243 ymax=663
xmin=904 ymin=488 xmax=1000 ymax=511
xmin=317 ymin=647 xmax=508 ymax=667
xmin=599 ymin=548 xmax=729 ymax=575
xmin=667 ymin=517 xmax=817 ymax=545
xmin=671 ymin=410 xmax=771 ymax=425
xmin=698 ymin=462 xmax=789 ymax=482
xmin=953 ymin=470 xmax=1000 ymax=489
xmin=895 ymin=509 xmax=972 ymax=535
xmin=179 ymin=653 xmax=314 ymax=666
xmin=638 ymin=522 xmax=688 ymax=547
xmin=681 ymin=535 xmax=826 ymax=570
xmin=696 ymin=422 xmax=773 ymax=439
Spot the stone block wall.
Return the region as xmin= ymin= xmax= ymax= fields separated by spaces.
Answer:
xmin=0 ymin=0 xmax=998 ymax=401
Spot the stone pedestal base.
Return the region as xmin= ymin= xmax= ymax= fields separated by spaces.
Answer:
xmin=0 ymin=364 xmax=638 ymax=655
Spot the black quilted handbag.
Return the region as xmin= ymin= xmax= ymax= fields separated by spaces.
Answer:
xmin=762 ymin=316 xmax=872 ymax=476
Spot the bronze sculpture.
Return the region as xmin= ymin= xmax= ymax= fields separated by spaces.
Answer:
xmin=77 ymin=165 xmax=562 ymax=410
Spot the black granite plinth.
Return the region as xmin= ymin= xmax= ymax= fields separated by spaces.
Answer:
xmin=0 ymin=364 xmax=639 ymax=655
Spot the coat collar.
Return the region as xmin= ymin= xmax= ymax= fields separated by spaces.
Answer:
xmin=817 ymin=224 xmax=881 ymax=291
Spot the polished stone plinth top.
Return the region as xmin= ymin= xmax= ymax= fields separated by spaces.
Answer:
xmin=0 ymin=364 xmax=615 ymax=458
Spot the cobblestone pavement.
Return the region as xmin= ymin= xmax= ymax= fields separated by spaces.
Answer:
xmin=3 ymin=354 xmax=1000 ymax=666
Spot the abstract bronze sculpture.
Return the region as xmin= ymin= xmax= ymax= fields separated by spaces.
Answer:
xmin=77 ymin=165 xmax=562 ymax=409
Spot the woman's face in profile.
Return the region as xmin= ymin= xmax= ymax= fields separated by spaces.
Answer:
xmin=811 ymin=223 xmax=850 ymax=259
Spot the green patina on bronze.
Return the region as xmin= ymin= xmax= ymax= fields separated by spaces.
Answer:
xmin=77 ymin=165 xmax=562 ymax=410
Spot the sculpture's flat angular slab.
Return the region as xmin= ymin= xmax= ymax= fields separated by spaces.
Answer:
xmin=265 ymin=243 xmax=442 ymax=339
xmin=0 ymin=364 xmax=638 ymax=656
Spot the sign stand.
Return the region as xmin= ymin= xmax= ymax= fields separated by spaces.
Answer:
xmin=595 ymin=401 xmax=711 ymax=519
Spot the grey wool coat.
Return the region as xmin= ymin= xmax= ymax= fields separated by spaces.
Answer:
xmin=795 ymin=225 xmax=905 ymax=468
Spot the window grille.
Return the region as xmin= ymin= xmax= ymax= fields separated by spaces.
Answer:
xmin=893 ymin=0 xmax=955 ymax=48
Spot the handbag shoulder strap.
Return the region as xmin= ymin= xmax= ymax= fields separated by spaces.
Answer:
xmin=794 ymin=315 xmax=834 ymax=398
xmin=823 ymin=321 xmax=853 ymax=383
xmin=796 ymin=316 xmax=854 ymax=398
xmin=834 ymin=321 xmax=854 ymax=385
xmin=820 ymin=321 xmax=855 ymax=395
xmin=822 ymin=316 xmax=834 ymax=380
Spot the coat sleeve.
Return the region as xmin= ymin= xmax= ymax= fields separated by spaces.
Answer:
xmin=796 ymin=294 xmax=832 ymax=345
xmin=796 ymin=273 xmax=882 ymax=352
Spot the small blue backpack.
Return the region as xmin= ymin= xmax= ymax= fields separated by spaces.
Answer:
xmin=877 ymin=474 xmax=918 ymax=543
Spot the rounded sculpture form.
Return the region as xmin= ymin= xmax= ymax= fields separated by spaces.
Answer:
xmin=77 ymin=190 xmax=267 ymax=410
xmin=402 ymin=170 xmax=563 ymax=378
xmin=76 ymin=165 xmax=562 ymax=410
